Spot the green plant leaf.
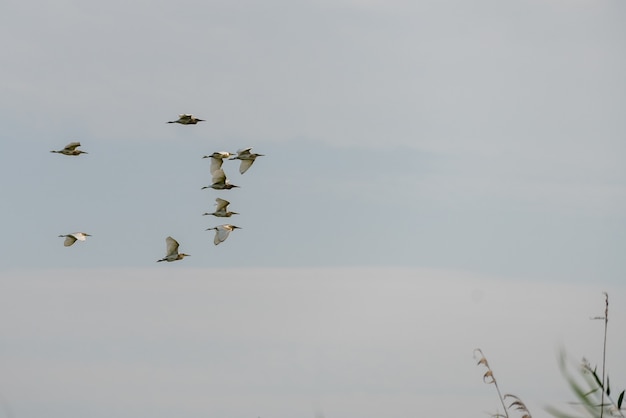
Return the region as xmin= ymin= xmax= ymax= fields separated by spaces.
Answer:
xmin=618 ymin=389 xmax=624 ymax=410
xmin=591 ymin=369 xmax=603 ymax=388
xmin=606 ymin=375 xmax=610 ymax=396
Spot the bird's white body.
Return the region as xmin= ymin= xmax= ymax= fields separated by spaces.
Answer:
xmin=230 ymin=147 xmax=264 ymax=174
xmin=157 ymin=236 xmax=190 ymax=262
xmin=203 ymin=198 xmax=239 ymax=217
xmin=202 ymin=151 xmax=234 ymax=174
xmin=206 ymin=224 xmax=241 ymax=245
xmin=167 ymin=114 xmax=205 ymax=125
xmin=58 ymin=232 xmax=91 ymax=247
xmin=201 ymin=168 xmax=239 ymax=190
xmin=51 ymin=142 xmax=88 ymax=156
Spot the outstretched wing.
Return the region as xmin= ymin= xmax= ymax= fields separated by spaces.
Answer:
xmin=213 ymin=226 xmax=231 ymax=245
xmin=209 ymin=156 xmax=224 ymax=174
xmin=215 ymin=198 xmax=230 ymax=211
xmin=236 ymin=147 xmax=252 ymax=157
xmin=238 ymin=159 xmax=254 ymax=174
xmin=63 ymin=235 xmax=78 ymax=247
xmin=165 ymin=236 xmax=179 ymax=256
xmin=63 ymin=142 xmax=81 ymax=151
xmin=211 ymin=168 xmax=227 ymax=185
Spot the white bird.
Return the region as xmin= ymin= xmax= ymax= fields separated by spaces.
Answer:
xmin=201 ymin=168 xmax=239 ymax=190
xmin=229 ymin=147 xmax=264 ymax=174
xmin=157 ymin=236 xmax=190 ymax=262
xmin=58 ymin=232 xmax=91 ymax=247
xmin=202 ymin=151 xmax=234 ymax=174
xmin=206 ymin=224 xmax=241 ymax=245
xmin=167 ymin=114 xmax=205 ymax=125
xmin=51 ymin=142 xmax=88 ymax=156
xmin=203 ymin=198 xmax=239 ymax=217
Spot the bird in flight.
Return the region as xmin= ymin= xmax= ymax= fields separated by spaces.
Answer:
xmin=167 ymin=114 xmax=205 ymax=125
xmin=206 ymin=224 xmax=241 ymax=245
xmin=203 ymin=198 xmax=239 ymax=217
xmin=51 ymin=142 xmax=88 ymax=156
xmin=201 ymin=168 xmax=239 ymax=190
xmin=157 ymin=236 xmax=190 ymax=262
xmin=58 ymin=232 xmax=91 ymax=247
xmin=230 ymin=147 xmax=264 ymax=174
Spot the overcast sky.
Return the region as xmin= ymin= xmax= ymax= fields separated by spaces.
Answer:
xmin=1 ymin=0 xmax=625 ymax=417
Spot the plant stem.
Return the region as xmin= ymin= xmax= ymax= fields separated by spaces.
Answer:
xmin=601 ymin=292 xmax=608 ymax=418
xmin=493 ymin=379 xmax=509 ymax=418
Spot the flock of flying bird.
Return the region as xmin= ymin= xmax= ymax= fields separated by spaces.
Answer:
xmin=51 ymin=114 xmax=264 ymax=263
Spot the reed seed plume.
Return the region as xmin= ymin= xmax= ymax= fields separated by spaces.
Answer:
xmin=504 ymin=394 xmax=532 ymax=418
xmin=474 ymin=348 xmax=532 ymax=418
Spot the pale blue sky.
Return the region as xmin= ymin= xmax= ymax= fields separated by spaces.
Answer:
xmin=1 ymin=0 xmax=625 ymax=417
